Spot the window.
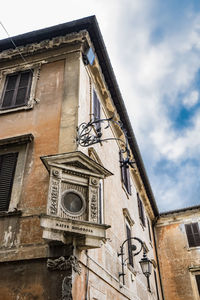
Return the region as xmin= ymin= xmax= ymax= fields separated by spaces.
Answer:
xmin=1 ymin=70 xmax=33 ymax=110
xmin=196 ymin=275 xmax=200 ymax=295
xmin=92 ymin=89 xmax=101 ymax=133
xmin=185 ymin=223 xmax=200 ymax=247
xmin=0 ymin=134 xmax=33 ymax=212
xmin=147 ymin=218 xmax=152 ymax=242
xmin=120 ymin=152 xmax=131 ymax=195
xmin=137 ymin=193 xmax=146 ymax=227
xmin=189 ymin=269 xmax=200 ymax=300
xmin=126 ymin=221 xmax=134 ymax=267
xmin=0 ymin=153 xmax=18 ymax=211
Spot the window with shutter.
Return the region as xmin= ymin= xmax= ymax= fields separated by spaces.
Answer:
xmin=1 ymin=70 xmax=33 ymax=110
xmin=0 ymin=134 xmax=33 ymax=213
xmin=0 ymin=152 xmax=18 ymax=211
xmin=92 ymin=90 xmax=101 ymax=133
xmin=126 ymin=223 xmax=134 ymax=267
xmin=147 ymin=218 xmax=152 ymax=242
xmin=196 ymin=275 xmax=200 ymax=295
xmin=137 ymin=193 xmax=146 ymax=227
xmin=185 ymin=223 xmax=200 ymax=247
xmin=120 ymin=152 xmax=131 ymax=195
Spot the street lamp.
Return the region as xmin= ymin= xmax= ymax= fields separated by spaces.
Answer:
xmin=139 ymin=250 xmax=152 ymax=292
xmin=118 ymin=237 xmax=152 ymax=291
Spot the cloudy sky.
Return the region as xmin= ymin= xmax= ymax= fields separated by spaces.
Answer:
xmin=1 ymin=0 xmax=200 ymax=212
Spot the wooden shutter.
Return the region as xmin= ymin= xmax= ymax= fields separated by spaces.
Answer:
xmin=147 ymin=218 xmax=152 ymax=242
xmin=126 ymin=224 xmax=134 ymax=267
xmin=185 ymin=223 xmax=200 ymax=247
xmin=0 ymin=152 xmax=18 ymax=211
xmin=120 ymin=152 xmax=131 ymax=195
xmin=196 ymin=275 xmax=200 ymax=295
xmin=93 ymin=90 xmax=101 ymax=132
xmin=137 ymin=193 xmax=146 ymax=226
xmin=1 ymin=71 xmax=32 ymax=109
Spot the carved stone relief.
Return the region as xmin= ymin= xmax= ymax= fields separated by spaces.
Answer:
xmin=62 ymin=276 xmax=72 ymax=300
xmin=90 ymin=189 xmax=98 ymax=222
xmin=47 ymin=255 xmax=81 ymax=275
xmin=89 ymin=177 xmax=99 ymax=223
xmin=49 ymin=179 xmax=59 ymax=215
xmin=47 ymin=255 xmax=80 ymax=300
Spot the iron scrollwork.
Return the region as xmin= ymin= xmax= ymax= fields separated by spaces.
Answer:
xmin=76 ymin=117 xmax=135 ymax=168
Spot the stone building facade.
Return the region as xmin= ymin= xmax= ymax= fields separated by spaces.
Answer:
xmin=155 ymin=205 xmax=200 ymax=300
xmin=0 ymin=16 xmax=162 ymax=299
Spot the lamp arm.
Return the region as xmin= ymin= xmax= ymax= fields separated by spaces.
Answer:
xmin=119 ymin=237 xmax=144 ymax=256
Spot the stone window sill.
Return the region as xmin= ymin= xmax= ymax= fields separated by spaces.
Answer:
xmin=187 ymin=246 xmax=200 ymax=251
xmin=0 ymin=210 xmax=22 ymax=218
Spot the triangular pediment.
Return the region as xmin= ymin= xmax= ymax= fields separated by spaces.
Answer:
xmin=40 ymin=151 xmax=113 ymax=178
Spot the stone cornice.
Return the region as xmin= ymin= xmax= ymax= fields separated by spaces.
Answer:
xmin=0 ymin=30 xmax=89 ymax=61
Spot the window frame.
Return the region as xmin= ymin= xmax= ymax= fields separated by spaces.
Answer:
xmin=185 ymin=222 xmax=200 ymax=248
xmin=0 ymin=65 xmax=40 ymax=114
xmin=147 ymin=217 xmax=152 ymax=242
xmin=120 ymin=151 xmax=131 ymax=195
xmin=92 ymin=89 xmax=101 ymax=133
xmin=0 ymin=152 xmax=18 ymax=212
xmin=125 ymin=219 xmax=134 ymax=268
xmin=195 ymin=274 xmax=200 ymax=295
xmin=0 ymin=134 xmax=33 ymax=212
xmin=137 ymin=193 xmax=146 ymax=227
xmin=1 ymin=70 xmax=33 ymax=110
xmin=189 ymin=268 xmax=200 ymax=300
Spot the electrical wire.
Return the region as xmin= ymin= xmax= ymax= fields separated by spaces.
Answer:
xmin=0 ymin=21 xmax=34 ymax=75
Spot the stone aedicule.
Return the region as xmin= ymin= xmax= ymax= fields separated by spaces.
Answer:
xmin=40 ymin=151 xmax=112 ymax=249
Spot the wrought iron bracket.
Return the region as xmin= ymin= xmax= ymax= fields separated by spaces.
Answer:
xmin=118 ymin=237 xmax=144 ymax=286
xmin=76 ymin=117 xmax=136 ymax=168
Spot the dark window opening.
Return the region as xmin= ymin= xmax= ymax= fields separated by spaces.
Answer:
xmin=0 ymin=152 xmax=18 ymax=211
xmin=120 ymin=152 xmax=131 ymax=195
xmin=1 ymin=70 xmax=32 ymax=110
xmin=196 ymin=275 xmax=200 ymax=295
xmin=92 ymin=90 xmax=101 ymax=133
xmin=137 ymin=193 xmax=146 ymax=227
xmin=126 ymin=223 xmax=134 ymax=267
xmin=147 ymin=218 xmax=152 ymax=242
xmin=185 ymin=223 xmax=200 ymax=247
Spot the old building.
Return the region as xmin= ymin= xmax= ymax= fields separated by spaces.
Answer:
xmin=155 ymin=205 xmax=200 ymax=300
xmin=0 ymin=16 xmax=162 ymax=299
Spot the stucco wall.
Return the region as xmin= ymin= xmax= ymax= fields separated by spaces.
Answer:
xmin=155 ymin=209 xmax=200 ymax=300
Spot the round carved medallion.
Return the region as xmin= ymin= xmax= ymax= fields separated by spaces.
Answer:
xmin=61 ymin=190 xmax=86 ymax=216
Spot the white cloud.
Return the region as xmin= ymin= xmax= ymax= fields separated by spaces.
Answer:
xmin=183 ymin=90 xmax=199 ymax=108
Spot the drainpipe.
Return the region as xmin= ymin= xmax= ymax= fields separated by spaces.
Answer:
xmin=85 ymin=250 xmax=89 ymax=300
xmin=152 ymin=218 xmax=165 ymax=300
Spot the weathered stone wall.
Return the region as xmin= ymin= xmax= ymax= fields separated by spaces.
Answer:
xmin=155 ymin=208 xmax=200 ymax=300
xmin=0 ymin=258 xmax=72 ymax=300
